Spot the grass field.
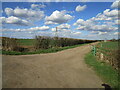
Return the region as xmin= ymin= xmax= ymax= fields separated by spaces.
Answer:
xmin=98 ymin=41 xmax=119 ymax=50
xmin=17 ymin=39 xmax=35 ymax=46
xmin=85 ymin=52 xmax=120 ymax=89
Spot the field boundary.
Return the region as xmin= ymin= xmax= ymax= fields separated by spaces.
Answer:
xmin=2 ymin=37 xmax=96 ymax=55
xmin=2 ymin=43 xmax=88 ymax=55
xmin=91 ymin=42 xmax=119 ymax=70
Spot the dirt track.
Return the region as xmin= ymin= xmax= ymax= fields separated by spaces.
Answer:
xmin=3 ymin=43 xmax=103 ymax=88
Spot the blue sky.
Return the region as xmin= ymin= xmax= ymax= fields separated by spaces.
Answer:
xmin=1 ymin=1 xmax=119 ymax=40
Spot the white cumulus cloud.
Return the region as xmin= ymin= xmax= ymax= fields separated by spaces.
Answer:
xmin=4 ymin=7 xmax=45 ymax=21
xmin=0 ymin=16 xmax=30 ymax=26
xmin=4 ymin=8 xmax=14 ymax=16
xmin=103 ymin=9 xmax=119 ymax=17
xmin=74 ymin=19 xmax=95 ymax=26
xmin=91 ymin=9 xmax=119 ymax=21
xmin=31 ymin=4 xmax=46 ymax=9
xmin=76 ymin=23 xmax=117 ymax=31
xmin=74 ymin=8 xmax=119 ymax=32
xmin=73 ymin=32 xmax=82 ymax=35
xmin=75 ymin=5 xmax=87 ymax=12
xmin=45 ymin=21 xmax=57 ymax=25
xmin=2 ymin=26 xmax=50 ymax=32
xmin=98 ymin=31 xmax=107 ymax=35
xmin=115 ymin=20 xmax=120 ymax=25
xmin=30 ymin=26 xmax=50 ymax=31
xmin=57 ymin=24 xmax=70 ymax=29
xmin=114 ymin=32 xmax=120 ymax=35
xmin=51 ymin=24 xmax=70 ymax=32
xmin=111 ymin=0 xmax=120 ymax=8
xmin=45 ymin=10 xmax=73 ymax=24
xmin=74 ymin=18 xmax=117 ymax=31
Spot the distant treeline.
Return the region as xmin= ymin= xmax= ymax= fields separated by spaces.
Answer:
xmin=2 ymin=36 xmax=97 ymax=52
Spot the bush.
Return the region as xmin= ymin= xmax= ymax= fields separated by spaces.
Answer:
xmin=34 ymin=36 xmax=51 ymax=49
xmin=2 ymin=37 xmax=19 ymax=51
xmin=34 ymin=36 xmax=96 ymax=50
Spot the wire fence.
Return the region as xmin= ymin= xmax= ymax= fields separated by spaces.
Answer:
xmin=91 ymin=43 xmax=119 ymax=70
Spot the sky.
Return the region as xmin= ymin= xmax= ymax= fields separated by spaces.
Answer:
xmin=0 ymin=0 xmax=120 ymax=40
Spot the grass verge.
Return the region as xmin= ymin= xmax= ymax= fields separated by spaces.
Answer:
xmin=2 ymin=43 xmax=86 ymax=55
xmin=85 ymin=52 xmax=120 ymax=89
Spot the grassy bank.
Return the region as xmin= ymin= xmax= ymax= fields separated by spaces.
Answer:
xmin=2 ymin=43 xmax=86 ymax=55
xmin=85 ymin=52 xmax=120 ymax=89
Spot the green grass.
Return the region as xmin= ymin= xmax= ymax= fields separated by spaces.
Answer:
xmin=98 ymin=41 xmax=119 ymax=50
xmin=17 ymin=39 xmax=35 ymax=46
xmin=2 ymin=44 xmax=86 ymax=55
xmin=96 ymin=41 xmax=119 ymax=55
xmin=85 ymin=52 xmax=120 ymax=89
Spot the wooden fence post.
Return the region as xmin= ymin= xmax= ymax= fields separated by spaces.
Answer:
xmin=92 ymin=45 xmax=96 ymax=56
xmin=100 ymin=53 xmax=104 ymax=61
xmin=94 ymin=46 xmax=96 ymax=56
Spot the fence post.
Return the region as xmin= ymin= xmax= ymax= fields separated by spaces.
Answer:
xmin=93 ymin=45 xmax=96 ymax=56
xmin=91 ymin=45 xmax=96 ymax=56
xmin=101 ymin=43 xmax=102 ymax=47
xmin=100 ymin=53 xmax=104 ymax=61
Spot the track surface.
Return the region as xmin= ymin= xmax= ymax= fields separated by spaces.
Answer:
xmin=3 ymin=43 xmax=103 ymax=88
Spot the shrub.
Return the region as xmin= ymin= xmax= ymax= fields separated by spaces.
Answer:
xmin=34 ymin=36 xmax=96 ymax=50
xmin=34 ymin=36 xmax=51 ymax=50
xmin=2 ymin=37 xmax=19 ymax=51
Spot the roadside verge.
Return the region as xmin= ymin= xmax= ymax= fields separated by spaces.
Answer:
xmin=84 ymin=52 xmax=119 ymax=89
